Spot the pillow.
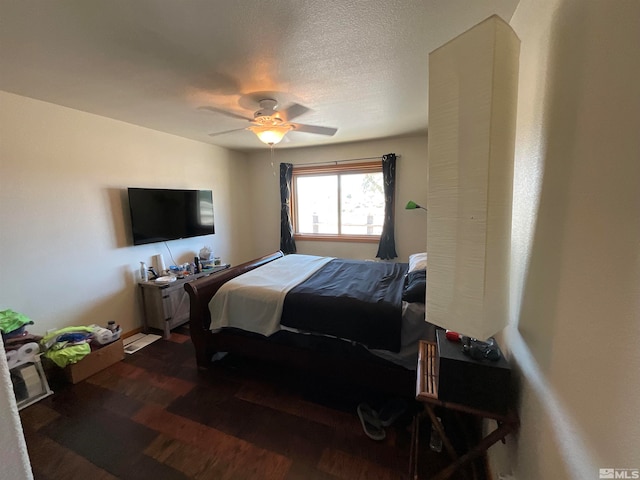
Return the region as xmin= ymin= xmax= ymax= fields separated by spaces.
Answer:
xmin=403 ymin=269 xmax=426 ymax=303
xmin=408 ymin=252 xmax=427 ymax=273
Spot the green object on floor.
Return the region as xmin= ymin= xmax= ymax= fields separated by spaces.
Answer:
xmin=0 ymin=309 xmax=33 ymax=334
xmin=41 ymin=325 xmax=95 ymax=349
xmin=44 ymin=343 xmax=91 ymax=368
xmin=40 ymin=325 xmax=96 ymax=367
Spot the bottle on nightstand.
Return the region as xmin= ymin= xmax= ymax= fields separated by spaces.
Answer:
xmin=140 ymin=261 xmax=149 ymax=282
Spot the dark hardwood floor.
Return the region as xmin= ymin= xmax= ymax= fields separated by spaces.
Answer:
xmin=19 ymin=328 xmax=484 ymax=480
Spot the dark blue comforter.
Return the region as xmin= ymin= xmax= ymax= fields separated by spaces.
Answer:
xmin=280 ymin=259 xmax=408 ymax=352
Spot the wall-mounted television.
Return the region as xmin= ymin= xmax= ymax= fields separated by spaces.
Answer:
xmin=127 ymin=188 xmax=215 ymax=245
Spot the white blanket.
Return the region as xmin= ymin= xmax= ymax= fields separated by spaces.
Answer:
xmin=208 ymin=254 xmax=334 ymax=336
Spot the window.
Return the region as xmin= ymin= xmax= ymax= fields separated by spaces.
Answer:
xmin=291 ymin=161 xmax=385 ymax=242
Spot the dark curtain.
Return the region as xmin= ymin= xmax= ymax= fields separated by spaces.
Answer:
xmin=279 ymin=163 xmax=297 ymax=254
xmin=376 ymin=153 xmax=398 ymax=260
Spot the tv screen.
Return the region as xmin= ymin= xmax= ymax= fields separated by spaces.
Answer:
xmin=127 ymin=188 xmax=215 ymax=245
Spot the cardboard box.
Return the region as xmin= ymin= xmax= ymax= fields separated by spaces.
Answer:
xmin=64 ymin=339 xmax=124 ymax=384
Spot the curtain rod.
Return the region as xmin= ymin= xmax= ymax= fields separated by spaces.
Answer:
xmin=297 ymin=155 xmax=401 ymax=167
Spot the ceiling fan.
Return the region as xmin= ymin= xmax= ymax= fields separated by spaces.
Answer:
xmin=200 ymin=98 xmax=338 ymax=145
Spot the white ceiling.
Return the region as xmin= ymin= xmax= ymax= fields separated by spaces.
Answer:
xmin=0 ymin=1 xmax=520 ymax=152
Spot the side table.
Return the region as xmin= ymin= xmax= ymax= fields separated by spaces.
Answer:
xmin=409 ymin=340 xmax=519 ymax=480
xmin=139 ymin=264 xmax=230 ymax=339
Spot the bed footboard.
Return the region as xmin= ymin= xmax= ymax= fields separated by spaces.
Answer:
xmin=184 ymin=251 xmax=284 ymax=368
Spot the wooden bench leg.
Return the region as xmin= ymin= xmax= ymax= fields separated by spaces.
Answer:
xmin=432 ymin=420 xmax=516 ymax=480
xmin=409 ymin=412 xmax=421 ymax=480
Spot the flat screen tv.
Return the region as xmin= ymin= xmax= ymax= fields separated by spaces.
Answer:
xmin=127 ymin=188 xmax=215 ymax=245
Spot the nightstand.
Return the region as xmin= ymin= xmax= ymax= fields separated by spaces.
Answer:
xmin=409 ymin=337 xmax=519 ymax=480
xmin=139 ymin=264 xmax=230 ymax=339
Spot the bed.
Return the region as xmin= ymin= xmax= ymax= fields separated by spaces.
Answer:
xmin=184 ymin=251 xmax=434 ymax=398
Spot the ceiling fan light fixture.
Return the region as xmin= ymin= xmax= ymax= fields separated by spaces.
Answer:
xmin=248 ymin=124 xmax=292 ymax=145
xmin=202 ymin=96 xmax=337 ymax=144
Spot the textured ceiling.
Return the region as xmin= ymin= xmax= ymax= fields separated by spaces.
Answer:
xmin=0 ymin=0 xmax=520 ymax=152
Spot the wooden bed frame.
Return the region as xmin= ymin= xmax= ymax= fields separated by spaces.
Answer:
xmin=184 ymin=251 xmax=416 ymax=398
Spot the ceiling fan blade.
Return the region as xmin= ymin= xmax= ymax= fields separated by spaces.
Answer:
xmin=279 ymin=103 xmax=310 ymax=122
xmin=291 ymin=123 xmax=338 ymax=136
xmin=208 ymin=127 xmax=247 ymax=137
xmin=198 ymin=106 xmax=253 ymax=121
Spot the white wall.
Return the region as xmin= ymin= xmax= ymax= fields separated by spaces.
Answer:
xmin=245 ymin=135 xmax=428 ymax=261
xmin=490 ymin=1 xmax=640 ymax=479
xmin=0 ymin=91 xmax=253 ymax=336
